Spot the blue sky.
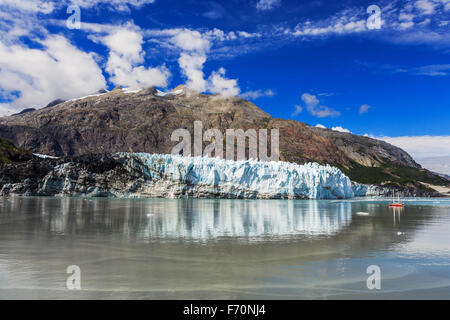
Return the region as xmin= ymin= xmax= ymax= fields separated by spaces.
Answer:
xmin=0 ymin=0 xmax=450 ymax=170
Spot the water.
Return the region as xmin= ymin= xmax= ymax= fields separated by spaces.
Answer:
xmin=0 ymin=196 xmax=449 ymax=300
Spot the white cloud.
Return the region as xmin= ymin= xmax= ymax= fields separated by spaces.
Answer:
xmin=332 ymin=126 xmax=351 ymax=133
xmin=0 ymin=0 xmax=53 ymax=44
xmin=201 ymin=29 xmax=261 ymax=42
xmin=415 ymin=0 xmax=437 ymax=15
xmin=361 ymin=62 xmax=450 ymax=77
xmin=287 ymin=8 xmax=368 ymax=38
xmin=398 ymin=21 xmax=415 ymax=29
xmin=0 ymin=0 xmax=54 ymax=13
xmin=167 ymin=28 xmax=242 ymax=96
xmin=300 ymin=93 xmax=340 ymax=118
xmin=68 ymin=0 xmax=155 ymax=11
xmin=237 ymin=31 xmax=261 ymax=38
xmin=0 ymin=35 xmax=106 ymax=115
xmin=97 ymin=28 xmax=170 ymax=89
xmin=169 ymin=29 xmax=211 ymax=52
xmin=416 ymin=156 xmax=450 ymax=175
xmin=240 ymin=89 xmax=275 ymax=100
xmin=399 ymin=13 xmax=415 ymax=21
xmin=168 ymin=29 xmax=211 ymax=92
xmin=379 ymin=135 xmax=450 ymax=175
xmin=359 ymin=104 xmax=372 ymax=114
xmin=315 ymin=124 xmax=326 ymax=129
xmin=414 ymin=64 xmax=450 ymax=76
xmin=256 ymin=0 xmax=281 ymax=11
xmin=178 ymin=52 xmax=207 ymax=92
xmin=208 ymin=68 xmax=240 ymax=97
xmin=379 ymin=136 xmax=450 ymax=159
xmin=291 ymin=105 xmax=303 ymax=117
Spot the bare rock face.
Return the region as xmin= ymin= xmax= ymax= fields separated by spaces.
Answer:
xmin=0 ymin=86 xmax=446 ymax=188
xmin=309 ymin=127 xmax=420 ymax=169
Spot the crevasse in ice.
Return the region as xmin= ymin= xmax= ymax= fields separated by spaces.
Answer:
xmin=118 ymin=153 xmax=356 ymax=199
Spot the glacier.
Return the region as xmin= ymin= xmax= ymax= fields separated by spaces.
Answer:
xmin=1 ymin=152 xmax=363 ymax=199
xmin=114 ymin=153 xmax=356 ymax=199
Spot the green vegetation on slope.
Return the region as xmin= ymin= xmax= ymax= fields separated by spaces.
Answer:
xmin=339 ymin=160 xmax=449 ymax=186
xmin=0 ymin=138 xmax=31 ymax=164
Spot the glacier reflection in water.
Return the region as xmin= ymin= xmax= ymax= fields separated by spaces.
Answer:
xmin=0 ymin=197 xmax=352 ymax=240
xmin=129 ymin=200 xmax=352 ymax=240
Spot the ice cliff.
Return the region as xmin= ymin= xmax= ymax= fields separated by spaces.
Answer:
xmin=118 ymin=153 xmax=356 ymax=199
xmin=1 ymin=152 xmax=429 ymax=198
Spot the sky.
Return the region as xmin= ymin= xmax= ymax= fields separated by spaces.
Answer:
xmin=0 ymin=0 xmax=449 ymax=172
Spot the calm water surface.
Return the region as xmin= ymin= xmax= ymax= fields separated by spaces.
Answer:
xmin=0 ymin=197 xmax=449 ymax=299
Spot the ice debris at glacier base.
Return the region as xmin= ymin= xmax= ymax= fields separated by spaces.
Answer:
xmin=117 ymin=153 xmax=357 ymax=199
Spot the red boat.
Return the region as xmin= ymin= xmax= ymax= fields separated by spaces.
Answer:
xmin=389 ymin=192 xmax=404 ymax=208
xmin=389 ymin=203 xmax=404 ymax=208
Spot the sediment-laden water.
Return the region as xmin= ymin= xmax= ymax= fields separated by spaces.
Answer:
xmin=0 ymin=197 xmax=449 ymax=299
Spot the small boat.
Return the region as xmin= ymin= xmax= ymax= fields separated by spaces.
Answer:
xmin=389 ymin=203 xmax=404 ymax=208
xmin=389 ymin=192 xmax=404 ymax=208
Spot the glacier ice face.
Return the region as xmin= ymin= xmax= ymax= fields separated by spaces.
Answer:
xmin=116 ymin=153 xmax=356 ymax=199
xmin=0 ymin=153 xmax=359 ymax=199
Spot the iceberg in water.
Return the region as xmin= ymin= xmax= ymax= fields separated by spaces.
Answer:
xmin=115 ymin=153 xmax=356 ymax=199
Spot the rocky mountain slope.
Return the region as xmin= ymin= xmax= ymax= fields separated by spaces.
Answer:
xmin=0 ymin=86 xmax=447 ymax=191
xmin=0 ymin=153 xmax=440 ymax=198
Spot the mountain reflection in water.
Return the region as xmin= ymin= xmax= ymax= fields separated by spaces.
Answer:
xmin=0 ymin=197 xmax=449 ymax=299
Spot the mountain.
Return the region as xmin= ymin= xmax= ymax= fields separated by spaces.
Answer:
xmin=0 ymin=86 xmax=447 ymax=192
xmin=0 ymin=137 xmax=31 ymax=164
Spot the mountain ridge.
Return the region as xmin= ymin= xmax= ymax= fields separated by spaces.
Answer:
xmin=0 ymin=86 xmax=447 ymax=191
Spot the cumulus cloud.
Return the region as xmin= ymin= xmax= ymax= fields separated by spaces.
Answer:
xmin=256 ymin=0 xmax=281 ymax=11
xmin=96 ymin=28 xmax=170 ymax=89
xmin=332 ymin=126 xmax=351 ymax=133
xmin=0 ymin=35 xmax=106 ymax=115
xmin=168 ymin=29 xmax=211 ymax=92
xmin=315 ymin=124 xmax=326 ymax=129
xmin=178 ymin=53 xmax=207 ymax=92
xmin=167 ymin=28 xmax=243 ymax=97
xmin=300 ymin=93 xmax=340 ymax=118
xmin=208 ymin=68 xmax=240 ymax=97
xmin=359 ymin=104 xmax=372 ymax=114
xmin=169 ymin=29 xmax=211 ymax=52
